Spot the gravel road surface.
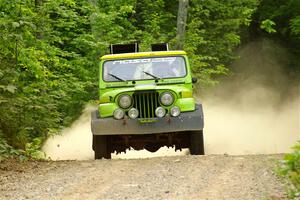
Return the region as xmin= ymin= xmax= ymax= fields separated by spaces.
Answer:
xmin=0 ymin=154 xmax=287 ymax=200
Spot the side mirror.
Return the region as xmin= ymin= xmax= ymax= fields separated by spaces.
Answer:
xmin=192 ymin=77 xmax=198 ymax=84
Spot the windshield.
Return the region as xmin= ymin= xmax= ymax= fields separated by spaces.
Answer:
xmin=103 ymin=56 xmax=186 ymax=82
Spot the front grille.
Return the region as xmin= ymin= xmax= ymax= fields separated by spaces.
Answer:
xmin=132 ymin=91 xmax=159 ymax=118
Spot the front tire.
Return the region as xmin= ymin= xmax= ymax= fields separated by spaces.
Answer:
xmin=93 ymin=135 xmax=111 ymax=159
xmin=189 ymin=130 xmax=204 ymax=155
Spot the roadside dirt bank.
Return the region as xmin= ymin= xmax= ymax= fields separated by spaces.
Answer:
xmin=0 ymin=154 xmax=287 ymax=200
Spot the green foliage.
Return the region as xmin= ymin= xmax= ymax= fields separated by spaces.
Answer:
xmin=185 ymin=0 xmax=258 ymax=88
xmin=0 ymin=133 xmax=45 ymax=162
xmin=0 ymin=134 xmax=21 ymax=162
xmin=133 ymin=0 xmax=177 ymax=50
xmin=277 ymin=141 xmax=300 ymax=199
xmin=290 ymin=16 xmax=300 ymax=37
xmin=250 ymin=0 xmax=300 ymax=82
xmin=24 ymin=138 xmax=45 ymax=159
xmin=260 ymin=19 xmax=277 ymax=33
xmin=0 ymin=0 xmax=98 ymax=151
xmin=253 ymin=0 xmax=300 ymax=50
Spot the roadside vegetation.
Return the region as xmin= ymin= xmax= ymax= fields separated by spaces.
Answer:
xmin=277 ymin=141 xmax=300 ymax=199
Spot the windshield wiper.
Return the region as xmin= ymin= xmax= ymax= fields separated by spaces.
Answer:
xmin=143 ymin=71 xmax=161 ymax=80
xmin=108 ymin=73 xmax=126 ymax=82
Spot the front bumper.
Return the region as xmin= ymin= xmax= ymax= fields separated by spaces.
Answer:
xmin=91 ymin=104 xmax=204 ymax=135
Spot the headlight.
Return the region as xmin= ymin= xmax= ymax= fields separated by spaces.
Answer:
xmin=118 ymin=94 xmax=132 ymax=109
xmin=128 ymin=108 xmax=139 ymax=119
xmin=113 ymin=108 xmax=124 ymax=119
xmin=155 ymin=107 xmax=166 ymax=118
xmin=170 ymin=106 xmax=180 ymax=117
xmin=160 ymin=92 xmax=174 ymax=106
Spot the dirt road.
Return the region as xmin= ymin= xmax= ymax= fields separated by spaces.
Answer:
xmin=0 ymin=154 xmax=287 ymax=200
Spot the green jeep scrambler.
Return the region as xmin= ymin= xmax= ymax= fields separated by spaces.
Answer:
xmin=91 ymin=44 xmax=204 ymax=159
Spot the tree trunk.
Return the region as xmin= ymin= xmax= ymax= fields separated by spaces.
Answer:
xmin=176 ymin=0 xmax=189 ymax=50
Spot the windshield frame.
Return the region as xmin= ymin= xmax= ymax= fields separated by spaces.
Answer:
xmin=101 ymin=56 xmax=188 ymax=83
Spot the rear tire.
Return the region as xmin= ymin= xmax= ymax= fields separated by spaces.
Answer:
xmin=93 ymin=135 xmax=111 ymax=159
xmin=189 ymin=130 xmax=204 ymax=155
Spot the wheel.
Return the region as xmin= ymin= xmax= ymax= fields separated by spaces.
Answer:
xmin=189 ymin=130 xmax=204 ymax=155
xmin=93 ymin=135 xmax=111 ymax=159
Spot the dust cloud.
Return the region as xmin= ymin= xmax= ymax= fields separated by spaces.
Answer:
xmin=203 ymin=90 xmax=299 ymax=155
xmin=42 ymin=106 xmax=94 ymax=160
xmin=43 ymin=38 xmax=299 ymax=160
xmin=203 ymin=38 xmax=299 ymax=155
